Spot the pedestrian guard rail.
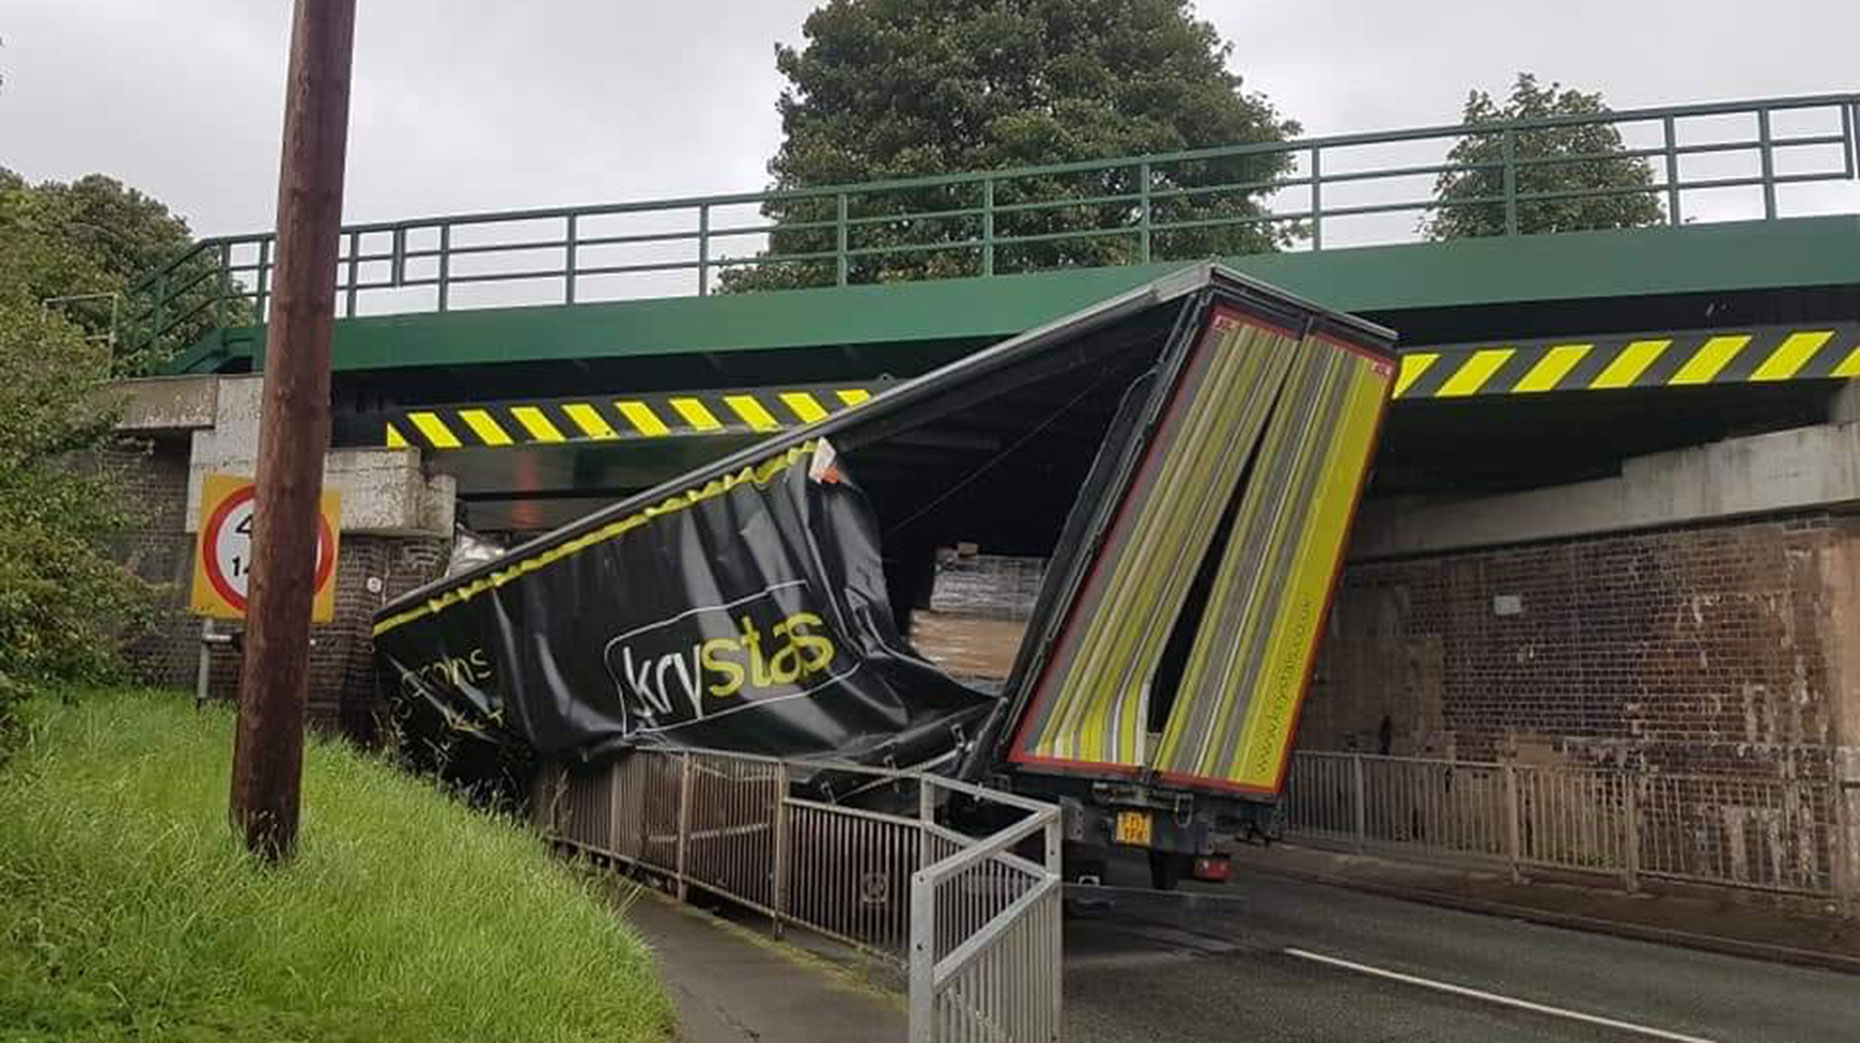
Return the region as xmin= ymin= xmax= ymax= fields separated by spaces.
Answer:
xmin=1284 ymin=750 xmax=1855 ymax=912
xmin=116 ymin=92 xmax=1860 ymax=363
xmin=533 ymin=750 xmax=1064 ymax=1043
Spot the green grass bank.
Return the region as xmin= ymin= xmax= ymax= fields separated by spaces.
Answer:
xmin=0 ymin=688 xmax=673 ymax=1042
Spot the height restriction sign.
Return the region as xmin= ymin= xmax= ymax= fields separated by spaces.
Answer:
xmin=189 ymin=472 xmax=341 ymax=622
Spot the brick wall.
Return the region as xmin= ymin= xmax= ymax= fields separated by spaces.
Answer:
xmin=109 ymin=436 xmax=450 ymax=744
xmin=107 ymin=436 xmax=198 ymax=688
xmin=1302 ymin=509 xmax=1854 ymax=783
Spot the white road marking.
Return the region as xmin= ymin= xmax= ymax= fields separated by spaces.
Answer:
xmin=1283 ymin=947 xmax=1722 ymax=1043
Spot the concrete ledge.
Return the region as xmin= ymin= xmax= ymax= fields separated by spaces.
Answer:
xmin=106 ymin=375 xmax=219 ymax=432
xmin=1355 ymin=421 xmax=1860 ymax=560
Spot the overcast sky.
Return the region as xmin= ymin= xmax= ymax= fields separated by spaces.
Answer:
xmin=3 ymin=0 xmax=1856 ymax=240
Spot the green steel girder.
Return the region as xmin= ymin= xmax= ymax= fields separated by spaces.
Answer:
xmin=168 ymin=216 xmax=1860 ymax=378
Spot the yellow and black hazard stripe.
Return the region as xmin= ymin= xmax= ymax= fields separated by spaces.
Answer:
xmin=373 ymin=383 xmax=883 ymax=451
xmin=1393 ymin=322 xmax=1860 ymax=401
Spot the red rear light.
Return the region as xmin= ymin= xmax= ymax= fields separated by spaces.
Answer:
xmin=1192 ymin=856 xmax=1231 ymax=882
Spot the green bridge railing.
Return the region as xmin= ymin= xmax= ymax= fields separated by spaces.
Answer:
xmin=123 ymin=92 xmax=1859 ymax=362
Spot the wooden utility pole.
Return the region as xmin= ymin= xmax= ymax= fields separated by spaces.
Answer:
xmin=230 ymin=0 xmax=357 ymax=861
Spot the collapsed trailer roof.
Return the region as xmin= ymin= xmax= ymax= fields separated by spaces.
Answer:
xmin=376 ymin=263 xmax=1396 ymax=790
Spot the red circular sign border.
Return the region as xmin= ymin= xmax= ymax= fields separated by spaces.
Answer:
xmin=201 ymin=485 xmax=336 ymax=612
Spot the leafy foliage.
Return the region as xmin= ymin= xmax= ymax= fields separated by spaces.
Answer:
xmin=0 ymin=183 xmax=155 ymax=730
xmin=1425 ymin=73 xmax=1665 ymax=240
xmin=1 ymin=171 xmax=247 ymax=375
xmin=725 ymin=0 xmax=1299 ymax=291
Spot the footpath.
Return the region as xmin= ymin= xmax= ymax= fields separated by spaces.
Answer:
xmin=622 ymin=889 xmax=906 ymax=1043
xmin=1228 ymin=840 xmax=1860 ymax=974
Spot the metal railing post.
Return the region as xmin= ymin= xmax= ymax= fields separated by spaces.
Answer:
xmin=697 ymin=204 xmax=710 ymax=296
xmin=1351 ymin=753 xmax=1367 ymax=852
xmin=1502 ymin=130 xmax=1520 ymax=236
xmin=344 ymin=230 xmax=360 ymax=318
xmin=390 ymin=227 xmax=407 ymax=288
xmin=981 ymin=179 xmax=996 ymax=276
xmin=564 ymin=213 xmax=579 ymax=305
xmin=1137 ymin=162 xmax=1152 ymax=263
xmin=1758 ymin=107 xmax=1778 ymax=220
xmin=908 ymin=870 xmax=935 ymax=1043
xmin=217 ymin=242 xmax=234 ymax=326
xmin=1505 ymin=764 xmax=1523 ymax=883
xmin=1309 ymin=147 xmax=1323 ymax=250
xmin=608 ymin=759 xmax=625 ymax=855
xmin=771 ymin=761 xmax=790 ymax=938
xmin=436 ymin=224 xmax=451 ymax=312
xmin=1622 ymin=773 xmax=1641 ymax=893
xmin=256 ymin=238 xmax=272 ymax=320
xmin=1047 ymin=811 xmax=1063 ymax=1040
xmin=1662 ymin=115 xmax=1682 ymax=225
xmin=835 ymin=192 xmax=849 ymax=286
xmin=675 ymin=753 xmax=694 ymax=901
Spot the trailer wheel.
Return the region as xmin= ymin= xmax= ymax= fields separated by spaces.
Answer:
xmin=1147 ymin=850 xmax=1189 ymax=891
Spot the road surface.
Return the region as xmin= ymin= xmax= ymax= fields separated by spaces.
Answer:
xmin=1066 ymin=859 xmax=1853 ymax=1042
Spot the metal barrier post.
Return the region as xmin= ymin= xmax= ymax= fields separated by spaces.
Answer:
xmin=1504 ymin=764 xmax=1522 ymax=883
xmin=771 ymin=763 xmax=790 ymax=938
xmin=1351 ymin=753 xmax=1367 ymax=852
xmin=908 ymin=870 xmax=935 ymax=1043
xmin=675 ymin=753 xmax=694 ymax=900
xmin=608 ymin=760 xmax=625 ymax=856
xmin=1046 ymin=812 xmax=1064 ymax=1039
xmin=1622 ymin=774 xmax=1641 ymax=893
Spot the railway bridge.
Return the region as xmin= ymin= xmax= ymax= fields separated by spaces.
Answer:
xmin=113 ymin=92 xmax=1860 ymax=902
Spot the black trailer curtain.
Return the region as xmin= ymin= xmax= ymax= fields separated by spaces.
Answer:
xmin=377 ymin=440 xmax=994 ymax=766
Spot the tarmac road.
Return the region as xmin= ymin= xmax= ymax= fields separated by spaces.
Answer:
xmin=1065 ymin=859 xmax=1855 ymax=1042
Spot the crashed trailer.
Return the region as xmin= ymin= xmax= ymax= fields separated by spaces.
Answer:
xmin=376 ymin=263 xmax=1396 ymax=887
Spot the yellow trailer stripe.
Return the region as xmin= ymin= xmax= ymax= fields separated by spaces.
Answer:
xmin=1749 ymin=331 xmax=1833 ymax=382
xmin=1668 ymin=335 xmax=1750 ymax=385
xmin=725 ymin=394 xmax=782 ymax=432
xmin=1833 ymin=345 xmax=1860 ymax=379
xmin=668 ymin=397 xmax=724 ymax=431
xmin=837 ymin=388 xmax=873 ymax=406
xmin=384 ymin=422 xmax=411 ymax=448
xmin=1589 ymin=339 xmax=1670 ymax=389
xmin=563 ymin=403 xmax=619 ymax=439
xmin=510 ymin=406 xmax=567 ymax=443
xmin=408 ymin=411 xmax=462 ymax=449
xmin=615 ymin=400 xmax=670 ymax=437
xmin=1436 ymin=348 xmax=1515 ymax=397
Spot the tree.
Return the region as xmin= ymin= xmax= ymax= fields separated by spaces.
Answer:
xmin=0 ymin=180 xmax=155 ymax=734
xmin=1425 ymin=73 xmax=1664 ymax=240
xmin=1 ymin=172 xmax=247 ymax=375
xmin=725 ymin=0 xmax=1299 ymax=291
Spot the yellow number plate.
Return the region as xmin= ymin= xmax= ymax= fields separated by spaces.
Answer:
xmin=1113 ymin=811 xmax=1153 ymax=847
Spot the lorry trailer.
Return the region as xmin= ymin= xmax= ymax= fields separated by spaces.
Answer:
xmin=376 ymin=263 xmax=1396 ymax=887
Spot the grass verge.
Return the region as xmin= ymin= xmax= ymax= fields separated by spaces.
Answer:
xmin=0 ymin=688 xmax=674 ymax=1042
